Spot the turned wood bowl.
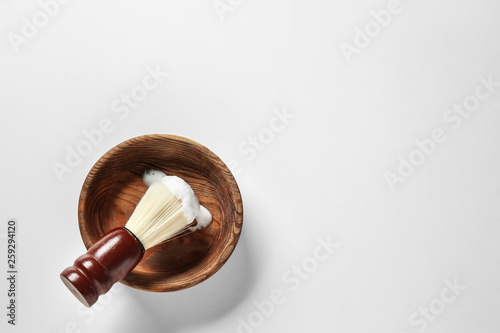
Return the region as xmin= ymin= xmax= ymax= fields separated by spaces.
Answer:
xmin=78 ymin=134 xmax=243 ymax=292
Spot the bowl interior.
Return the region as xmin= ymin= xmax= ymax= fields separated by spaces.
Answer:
xmin=78 ymin=134 xmax=242 ymax=292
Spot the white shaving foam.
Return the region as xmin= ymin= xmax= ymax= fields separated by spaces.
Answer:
xmin=142 ymin=169 xmax=167 ymax=186
xmin=190 ymin=206 xmax=213 ymax=231
xmin=160 ymin=176 xmax=200 ymax=223
xmin=142 ymin=169 xmax=213 ymax=229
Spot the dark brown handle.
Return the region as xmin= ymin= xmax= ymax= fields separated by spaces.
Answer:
xmin=60 ymin=228 xmax=144 ymax=307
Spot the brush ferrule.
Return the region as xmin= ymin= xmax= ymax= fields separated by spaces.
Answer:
xmin=122 ymin=226 xmax=145 ymax=253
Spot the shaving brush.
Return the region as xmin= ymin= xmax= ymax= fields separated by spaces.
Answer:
xmin=60 ymin=172 xmax=212 ymax=307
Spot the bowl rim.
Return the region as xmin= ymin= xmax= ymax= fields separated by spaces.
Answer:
xmin=77 ymin=134 xmax=243 ymax=292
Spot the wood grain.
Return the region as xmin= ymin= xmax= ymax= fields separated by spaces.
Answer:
xmin=78 ymin=134 xmax=243 ymax=292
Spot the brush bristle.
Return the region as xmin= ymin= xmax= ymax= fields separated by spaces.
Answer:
xmin=125 ymin=182 xmax=190 ymax=250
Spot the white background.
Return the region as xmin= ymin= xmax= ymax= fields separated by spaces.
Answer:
xmin=1 ymin=0 xmax=500 ymax=332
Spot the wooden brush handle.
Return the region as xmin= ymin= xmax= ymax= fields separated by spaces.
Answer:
xmin=60 ymin=228 xmax=144 ymax=307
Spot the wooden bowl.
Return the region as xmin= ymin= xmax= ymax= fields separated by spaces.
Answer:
xmin=78 ymin=134 xmax=243 ymax=292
